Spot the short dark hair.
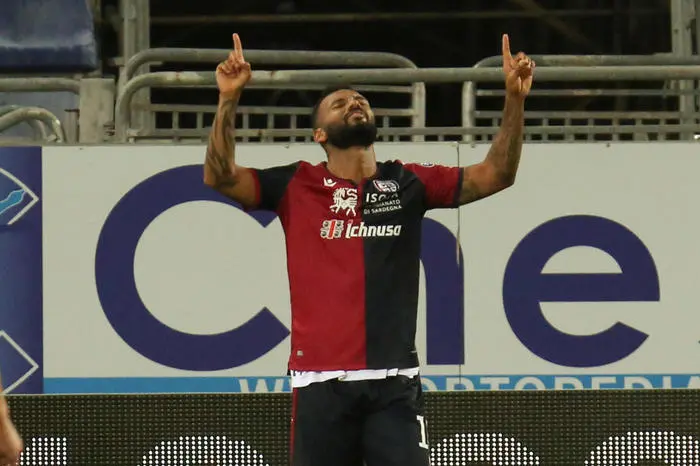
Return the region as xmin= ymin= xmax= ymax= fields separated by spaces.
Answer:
xmin=310 ymin=84 xmax=356 ymax=129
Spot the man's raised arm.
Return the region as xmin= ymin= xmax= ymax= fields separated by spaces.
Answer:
xmin=203 ymin=33 xmax=258 ymax=209
xmin=458 ymin=34 xmax=534 ymax=205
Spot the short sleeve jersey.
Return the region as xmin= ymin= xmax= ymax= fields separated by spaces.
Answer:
xmin=249 ymin=160 xmax=463 ymax=371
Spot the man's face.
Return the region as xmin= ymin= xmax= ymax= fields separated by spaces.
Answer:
xmin=313 ymin=89 xmax=377 ymax=149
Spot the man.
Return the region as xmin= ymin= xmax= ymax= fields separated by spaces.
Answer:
xmin=0 ymin=376 xmax=23 ymax=465
xmin=204 ymin=33 xmax=533 ymax=466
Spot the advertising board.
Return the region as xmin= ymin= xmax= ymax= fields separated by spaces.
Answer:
xmin=0 ymin=147 xmax=42 ymax=394
xmin=1 ymin=142 xmax=698 ymax=394
xmin=41 ymin=143 xmax=461 ymax=394
xmin=8 ymin=391 xmax=700 ymax=466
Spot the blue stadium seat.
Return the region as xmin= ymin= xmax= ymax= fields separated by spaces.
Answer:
xmin=0 ymin=0 xmax=98 ymax=72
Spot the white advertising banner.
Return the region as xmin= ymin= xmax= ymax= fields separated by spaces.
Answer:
xmin=455 ymin=143 xmax=699 ymax=391
xmin=35 ymin=142 xmax=700 ymax=393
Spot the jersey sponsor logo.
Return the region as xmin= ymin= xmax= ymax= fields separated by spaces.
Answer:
xmin=373 ymin=179 xmax=399 ymax=193
xmin=320 ymin=219 xmax=345 ymax=239
xmin=364 ymin=192 xmax=402 ymax=215
xmin=345 ymin=221 xmax=402 ymax=238
xmin=330 ymin=187 xmax=358 ymax=216
xmin=365 ymin=192 xmax=398 ymax=204
xmin=319 ymin=219 xmax=402 ymax=239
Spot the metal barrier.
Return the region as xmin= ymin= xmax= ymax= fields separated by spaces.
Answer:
xmin=117 ymin=48 xmax=425 ymax=143
xmin=122 ymin=48 xmax=422 ymax=83
xmin=0 ymin=78 xmax=81 ymax=94
xmin=0 ymin=106 xmax=66 ymax=142
xmin=0 ymin=77 xmax=117 ymax=144
xmin=4 ymin=56 xmax=700 ymax=144
xmin=116 ymin=65 xmax=700 ymax=142
xmin=0 ymin=106 xmax=51 ymax=142
xmin=0 ymin=78 xmax=79 ymax=143
xmin=463 ymin=54 xmax=700 ymax=142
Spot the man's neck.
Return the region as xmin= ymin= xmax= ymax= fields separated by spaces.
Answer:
xmin=326 ymin=146 xmax=377 ymax=184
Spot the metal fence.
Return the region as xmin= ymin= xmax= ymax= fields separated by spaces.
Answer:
xmin=116 ymin=48 xmax=425 ymax=143
xmin=0 ymin=77 xmax=115 ymax=144
xmin=463 ymin=54 xmax=700 ymax=142
xmin=0 ymin=106 xmax=66 ymax=143
xmin=114 ymin=54 xmax=700 ymax=143
xmin=2 ymin=51 xmax=700 ymax=144
xmin=0 ymin=78 xmax=79 ymax=143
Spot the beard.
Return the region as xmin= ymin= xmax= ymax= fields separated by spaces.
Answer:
xmin=324 ymin=120 xmax=378 ymax=149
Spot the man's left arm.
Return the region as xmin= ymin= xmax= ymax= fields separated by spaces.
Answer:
xmin=458 ymin=34 xmax=534 ymax=205
xmin=0 ymin=373 xmax=23 ymax=465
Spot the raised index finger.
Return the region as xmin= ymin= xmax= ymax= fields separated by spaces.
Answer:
xmin=233 ymin=33 xmax=244 ymax=60
xmin=502 ymin=34 xmax=512 ymax=65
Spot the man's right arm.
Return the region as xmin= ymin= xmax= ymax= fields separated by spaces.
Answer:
xmin=203 ymin=93 xmax=259 ymax=210
xmin=203 ymin=33 xmax=259 ymax=209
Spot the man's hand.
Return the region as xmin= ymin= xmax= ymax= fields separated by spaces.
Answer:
xmin=216 ymin=33 xmax=252 ymax=99
xmin=0 ymin=410 xmax=22 ymax=466
xmin=502 ymin=34 xmax=535 ymax=99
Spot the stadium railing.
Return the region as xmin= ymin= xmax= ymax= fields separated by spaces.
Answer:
xmin=0 ymin=77 xmax=115 ymax=145
xmin=464 ymin=54 xmax=700 ymax=142
xmin=3 ymin=53 xmax=700 ymax=144
xmin=0 ymin=105 xmax=66 ymax=143
xmin=115 ymin=48 xmax=425 ymax=143
xmin=0 ymin=78 xmax=80 ymax=144
xmin=115 ymin=57 xmax=700 ymax=143
xmin=0 ymin=0 xmax=99 ymax=144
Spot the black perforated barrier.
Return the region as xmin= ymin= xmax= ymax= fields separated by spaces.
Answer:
xmin=7 ymin=390 xmax=700 ymax=465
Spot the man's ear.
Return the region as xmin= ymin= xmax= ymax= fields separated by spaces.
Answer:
xmin=313 ymin=128 xmax=327 ymax=144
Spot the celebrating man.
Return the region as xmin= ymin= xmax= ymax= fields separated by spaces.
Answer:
xmin=204 ymin=33 xmax=533 ymax=466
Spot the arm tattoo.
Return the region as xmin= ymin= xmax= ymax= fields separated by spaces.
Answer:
xmin=460 ymin=170 xmax=481 ymax=204
xmin=486 ymin=96 xmax=525 ymax=185
xmin=459 ymin=97 xmax=524 ymax=205
xmin=205 ymin=97 xmax=239 ymax=187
